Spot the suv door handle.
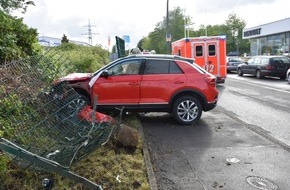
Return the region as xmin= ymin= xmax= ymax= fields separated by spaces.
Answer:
xmin=129 ymin=81 xmax=139 ymax=85
xmin=174 ymin=81 xmax=184 ymax=84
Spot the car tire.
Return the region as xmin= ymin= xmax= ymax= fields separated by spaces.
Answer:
xmin=67 ymin=94 xmax=90 ymax=112
xmin=55 ymin=94 xmax=90 ymax=120
xmin=172 ymin=96 xmax=202 ymax=125
xmin=256 ymin=70 xmax=262 ymax=79
xmin=238 ymin=68 xmax=243 ymax=76
xmin=287 ymin=73 xmax=290 ymax=84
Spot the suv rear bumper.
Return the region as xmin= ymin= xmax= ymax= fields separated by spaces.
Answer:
xmin=216 ymin=76 xmax=225 ymax=83
xmin=204 ymin=101 xmax=217 ymax=111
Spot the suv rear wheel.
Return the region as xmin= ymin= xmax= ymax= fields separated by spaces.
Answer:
xmin=172 ymin=96 xmax=202 ymax=125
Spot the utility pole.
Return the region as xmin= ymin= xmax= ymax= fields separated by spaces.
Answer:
xmin=82 ymin=19 xmax=98 ymax=45
xmin=166 ymin=0 xmax=171 ymax=54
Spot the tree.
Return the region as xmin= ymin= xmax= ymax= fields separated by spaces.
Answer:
xmin=142 ymin=6 xmax=189 ymax=54
xmin=193 ymin=13 xmax=250 ymax=55
xmin=194 ymin=24 xmax=228 ymax=37
xmin=224 ymin=13 xmax=249 ymax=55
xmin=0 ymin=0 xmax=34 ymax=14
xmin=141 ymin=9 xmax=250 ymax=56
xmin=0 ymin=0 xmax=40 ymax=63
xmin=61 ymin=34 xmax=69 ymax=44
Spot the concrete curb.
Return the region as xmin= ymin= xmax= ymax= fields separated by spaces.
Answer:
xmin=139 ymin=125 xmax=158 ymax=190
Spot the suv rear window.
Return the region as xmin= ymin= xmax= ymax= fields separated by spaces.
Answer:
xmin=144 ymin=60 xmax=182 ymax=74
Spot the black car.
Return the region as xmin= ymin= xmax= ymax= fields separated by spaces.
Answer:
xmin=237 ymin=55 xmax=290 ymax=79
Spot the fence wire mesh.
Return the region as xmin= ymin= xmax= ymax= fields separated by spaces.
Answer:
xmin=0 ymin=53 xmax=119 ymax=189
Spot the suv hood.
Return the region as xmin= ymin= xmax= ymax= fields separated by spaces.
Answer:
xmin=61 ymin=73 xmax=92 ymax=81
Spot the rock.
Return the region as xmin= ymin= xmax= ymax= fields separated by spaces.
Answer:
xmin=132 ymin=180 xmax=141 ymax=188
xmin=114 ymin=124 xmax=139 ymax=148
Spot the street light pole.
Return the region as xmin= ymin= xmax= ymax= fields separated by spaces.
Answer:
xmin=166 ymin=0 xmax=169 ymax=29
xmin=166 ymin=0 xmax=171 ymax=54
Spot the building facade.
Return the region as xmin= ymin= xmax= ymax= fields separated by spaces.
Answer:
xmin=243 ymin=18 xmax=290 ymax=56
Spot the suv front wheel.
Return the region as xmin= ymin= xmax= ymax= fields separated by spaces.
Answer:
xmin=172 ymin=96 xmax=202 ymax=125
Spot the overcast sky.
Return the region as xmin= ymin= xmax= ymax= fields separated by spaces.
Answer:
xmin=13 ymin=0 xmax=289 ymax=50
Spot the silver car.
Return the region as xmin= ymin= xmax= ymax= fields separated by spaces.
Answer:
xmin=226 ymin=57 xmax=244 ymax=73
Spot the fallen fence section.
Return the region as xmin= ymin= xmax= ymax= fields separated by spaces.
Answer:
xmin=0 ymin=54 xmax=120 ymax=190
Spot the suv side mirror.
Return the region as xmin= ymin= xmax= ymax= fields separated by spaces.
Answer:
xmin=101 ymin=70 xmax=109 ymax=78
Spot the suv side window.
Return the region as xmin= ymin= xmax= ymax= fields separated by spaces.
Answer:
xmin=107 ymin=60 xmax=142 ymax=75
xmin=144 ymin=60 xmax=182 ymax=74
xmin=144 ymin=60 xmax=169 ymax=74
xmin=169 ymin=61 xmax=183 ymax=74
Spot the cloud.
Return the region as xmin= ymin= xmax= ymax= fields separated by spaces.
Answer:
xmin=13 ymin=0 xmax=289 ymax=49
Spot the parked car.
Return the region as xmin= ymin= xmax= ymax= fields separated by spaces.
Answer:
xmin=287 ymin=68 xmax=290 ymax=84
xmin=227 ymin=51 xmax=239 ymax=57
xmin=227 ymin=56 xmax=244 ymax=73
xmin=56 ymin=54 xmax=219 ymax=125
xmin=237 ymin=55 xmax=290 ymax=79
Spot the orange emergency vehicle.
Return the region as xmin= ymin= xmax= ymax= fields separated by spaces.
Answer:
xmin=172 ymin=35 xmax=227 ymax=83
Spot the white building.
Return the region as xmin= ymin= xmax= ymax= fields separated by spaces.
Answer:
xmin=243 ymin=18 xmax=290 ymax=56
xmin=38 ymin=36 xmax=90 ymax=47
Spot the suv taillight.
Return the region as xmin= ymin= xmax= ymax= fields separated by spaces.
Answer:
xmin=204 ymin=76 xmax=216 ymax=86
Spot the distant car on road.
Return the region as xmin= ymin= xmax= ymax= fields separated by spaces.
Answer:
xmin=227 ymin=51 xmax=239 ymax=57
xmin=237 ymin=55 xmax=290 ymax=79
xmin=227 ymin=56 xmax=244 ymax=73
xmin=287 ymin=68 xmax=290 ymax=84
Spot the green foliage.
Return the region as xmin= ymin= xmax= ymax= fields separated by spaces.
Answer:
xmin=0 ymin=10 xmax=41 ymax=63
xmin=0 ymin=93 xmax=23 ymax=138
xmin=190 ymin=13 xmax=250 ymax=55
xmin=141 ymin=8 xmax=250 ymax=55
xmin=225 ymin=13 xmax=250 ymax=54
xmin=141 ymin=6 xmax=187 ymax=54
xmin=0 ymin=0 xmax=35 ymax=14
xmin=50 ymin=43 xmax=110 ymax=73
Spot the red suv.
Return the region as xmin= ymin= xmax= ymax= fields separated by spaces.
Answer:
xmin=58 ymin=54 xmax=218 ymax=125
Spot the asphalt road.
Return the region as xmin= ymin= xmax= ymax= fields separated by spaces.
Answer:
xmin=141 ymin=74 xmax=290 ymax=190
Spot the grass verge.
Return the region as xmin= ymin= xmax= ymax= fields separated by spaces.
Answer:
xmin=0 ymin=113 xmax=150 ymax=190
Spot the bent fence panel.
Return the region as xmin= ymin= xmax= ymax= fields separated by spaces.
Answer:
xmin=0 ymin=54 xmax=120 ymax=190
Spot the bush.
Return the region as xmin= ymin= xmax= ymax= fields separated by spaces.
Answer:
xmin=51 ymin=43 xmax=110 ymax=73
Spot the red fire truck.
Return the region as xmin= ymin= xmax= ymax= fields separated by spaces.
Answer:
xmin=172 ymin=35 xmax=227 ymax=83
